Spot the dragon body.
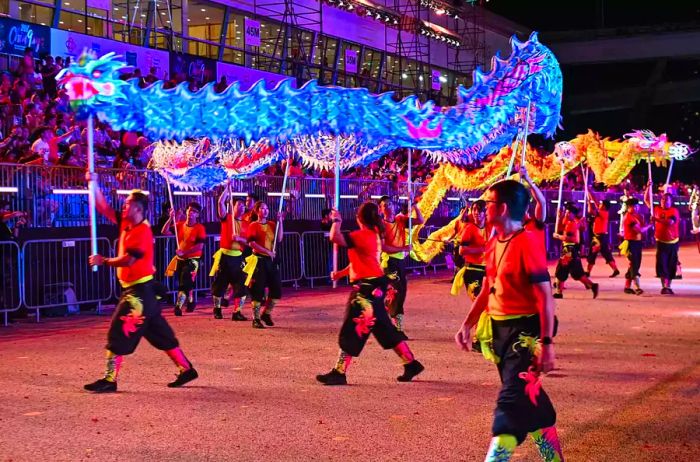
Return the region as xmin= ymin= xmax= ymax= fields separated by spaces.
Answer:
xmin=412 ymin=129 xmax=693 ymax=263
xmin=58 ymin=33 xmax=562 ymax=188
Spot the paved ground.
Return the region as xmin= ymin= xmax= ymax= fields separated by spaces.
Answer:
xmin=1 ymin=245 xmax=699 ymax=462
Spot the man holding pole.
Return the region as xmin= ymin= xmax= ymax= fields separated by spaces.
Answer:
xmin=211 ymin=186 xmax=249 ymax=320
xmin=378 ymin=195 xmax=424 ymax=332
xmin=645 ymin=187 xmax=680 ymax=294
xmin=162 ymin=202 xmax=207 ymax=316
xmin=455 ymin=180 xmax=563 ymax=462
xmin=84 ymin=173 xmax=198 ymax=392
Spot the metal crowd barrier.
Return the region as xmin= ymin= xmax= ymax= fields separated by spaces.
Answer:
xmin=301 ymin=231 xmax=350 ymax=287
xmin=0 ymin=163 xmax=694 ymax=229
xmin=21 ymin=237 xmax=114 ymax=322
xmin=0 ymin=240 xmax=22 ymax=326
xmin=112 ymin=232 xmax=306 ymax=303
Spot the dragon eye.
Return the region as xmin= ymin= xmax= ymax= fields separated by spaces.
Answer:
xmin=92 ymin=70 xmax=102 ymax=78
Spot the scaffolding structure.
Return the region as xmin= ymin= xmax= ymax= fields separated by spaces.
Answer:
xmin=385 ymin=0 xmax=431 ymax=100
xmin=254 ymin=0 xmax=322 ymax=79
xmin=448 ymin=0 xmax=486 ymax=79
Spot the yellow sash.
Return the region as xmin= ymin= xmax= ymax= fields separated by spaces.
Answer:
xmin=119 ymin=274 xmax=154 ymax=289
xmin=451 ymin=266 xmax=468 ymax=296
xmin=242 ymin=254 xmax=259 ymax=287
xmin=380 ymin=251 xmax=405 ymax=269
xmin=209 ymin=248 xmax=243 ymax=276
xmin=618 ymin=239 xmax=630 ymax=257
xmin=165 ymin=256 xmax=200 ymax=277
xmin=475 ymin=312 xmax=534 ymax=364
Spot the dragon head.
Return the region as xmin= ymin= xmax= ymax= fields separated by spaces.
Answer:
xmin=56 ymin=50 xmax=129 ymax=119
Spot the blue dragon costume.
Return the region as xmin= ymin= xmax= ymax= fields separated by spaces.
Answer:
xmin=58 ymin=32 xmax=563 ymax=189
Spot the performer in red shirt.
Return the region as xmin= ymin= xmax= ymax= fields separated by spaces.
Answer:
xmin=452 ymin=200 xmax=490 ymax=301
xmin=378 ymin=195 xmax=424 ymax=332
xmin=162 ymin=202 xmax=207 ymax=316
xmin=455 ymin=180 xmax=562 ymax=462
xmin=211 ymin=186 xmax=249 ymax=320
xmin=553 ymin=205 xmax=599 ymax=299
xmin=621 ymin=198 xmax=652 ymax=295
xmin=245 ymin=201 xmax=284 ymax=328
xmin=646 ymin=190 xmax=681 ymax=294
xmin=520 ymin=167 xmax=547 ymax=243
xmin=316 ymin=203 xmax=424 ymax=386
xmin=586 ymin=197 xmax=620 ymax=277
xmin=84 ymin=173 xmax=197 ymax=393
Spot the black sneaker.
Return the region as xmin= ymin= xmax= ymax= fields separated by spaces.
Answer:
xmin=84 ymin=378 xmax=117 ymax=393
xmin=213 ymin=308 xmax=223 ymax=319
xmin=167 ymin=367 xmax=198 ymax=388
xmin=661 ymin=287 xmax=674 ymax=295
xmin=174 ymin=306 xmax=183 ymax=316
xmin=624 ymin=288 xmax=635 ymax=294
xmin=231 ymin=311 xmax=247 ymax=321
xmin=634 ymin=288 xmax=644 ymax=296
xmin=261 ymin=313 xmax=274 ymax=327
xmin=397 ymin=360 xmax=425 ymax=382
xmin=609 ymin=269 xmax=620 ymax=278
xmin=316 ymin=369 xmax=347 ymax=386
xmin=553 ymin=292 xmax=563 ymax=299
xmin=591 ymin=283 xmax=599 ymax=299
xmin=186 ymin=300 xmax=196 ymax=313
xmin=220 ymin=298 xmax=230 ymax=307
xmin=252 ymin=319 xmax=265 ymax=329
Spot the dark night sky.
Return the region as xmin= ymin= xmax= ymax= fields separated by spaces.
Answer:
xmin=481 ymin=1 xmax=700 ymax=184
xmin=482 ymin=1 xmax=700 ymax=31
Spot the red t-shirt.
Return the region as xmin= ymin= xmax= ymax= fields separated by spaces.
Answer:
xmin=623 ymin=212 xmax=643 ymax=241
xmin=219 ymin=213 xmax=247 ymax=251
xmin=176 ymin=221 xmax=206 ymax=258
xmin=247 ymin=220 xmax=276 ymax=254
xmin=593 ymin=209 xmax=609 ymax=235
xmin=459 ymin=222 xmax=489 ymax=265
xmin=654 ymin=207 xmax=679 ymax=243
xmin=524 ymin=217 xmax=546 ymax=244
xmin=344 ymin=229 xmax=384 ymax=282
xmin=383 ymin=215 xmax=408 ymax=249
xmin=485 ymin=229 xmax=550 ymax=317
xmin=562 ymin=217 xmax=581 ymax=244
xmin=117 ymin=220 xmax=155 ymax=284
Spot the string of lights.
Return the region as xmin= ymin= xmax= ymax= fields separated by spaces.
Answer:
xmin=323 ymin=0 xmax=462 ymax=47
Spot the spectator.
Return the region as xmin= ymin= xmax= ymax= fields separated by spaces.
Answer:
xmin=0 ymin=200 xmax=28 ymax=240
xmin=214 ymin=76 xmax=228 ymax=93
xmin=144 ymin=66 xmax=159 ymax=85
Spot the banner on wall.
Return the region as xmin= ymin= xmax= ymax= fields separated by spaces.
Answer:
xmin=244 ymin=18 xmax=261 ymax=47
xmin=51 ymin=30 xmax=168 ymax=79
xmin=0 ymin=17 xmax=51 ymax=57
xmin=431 ymin=70 xmax=442 ymax=91
xmin=345 ymin=49 xmax=358 ymax=74
xmin=170 ymin=53 xmax=217 ymax=84
xmin=217 ymin=61 xmax=294 ymax=91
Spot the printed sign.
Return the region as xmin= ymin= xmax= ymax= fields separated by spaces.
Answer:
xmin=244 ymin=18 xmax=261 ymax=47
xmin=217 ymin=61 xmax=294 ymax=90
xmin=431 ymin=70 xmax=442 ymax=91
xmin=0 ymin=17 xmax=51 ymax=56
xmin=345 ymin=49 xmax=358 ymax=74
xmin=51 ymin=29 xmax=168 ymax=78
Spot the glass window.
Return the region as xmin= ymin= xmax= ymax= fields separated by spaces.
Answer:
xmin=149 ymin=0 xmax=183 ymax=51
xmin=17 ymin=2 xmax=54 ymax=26
xmin=224 ymin=12 xmax=244 ymax=49
xmin=311 ymin=34 xmax=337 ymax=85
xmin=0 ymin=0 xmax=10 ymax=16
xmin=187 ymin=0 xmax=223 ymax=42
xmin=58 ymin=10 xmax=87 ymax=34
